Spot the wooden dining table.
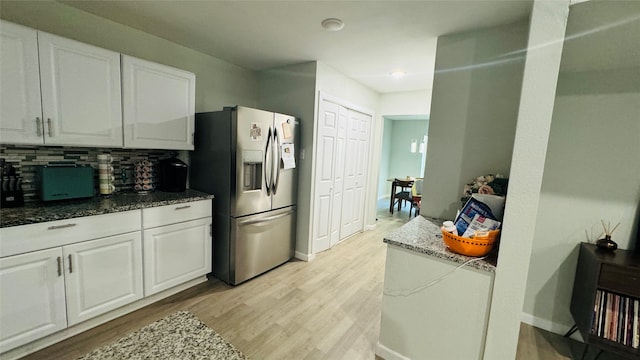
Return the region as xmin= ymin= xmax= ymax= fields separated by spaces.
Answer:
xmin=388 ymin=178 xmax=415 ymax=214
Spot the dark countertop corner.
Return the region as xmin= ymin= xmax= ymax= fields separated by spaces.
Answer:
xmin=0 ymin=189 xmax=214 ymax=228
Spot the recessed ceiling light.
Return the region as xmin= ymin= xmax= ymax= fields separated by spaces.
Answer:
xmin=390 ymin=71 xmax=406 ymax=79
xmin=321 ymin=18 xmax=344 ymax=31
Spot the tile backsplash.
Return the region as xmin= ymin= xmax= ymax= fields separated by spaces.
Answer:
xmin=0 ymin=145 xmax=187 ymax=203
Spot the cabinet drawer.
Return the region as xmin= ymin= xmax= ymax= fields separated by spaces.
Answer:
xmin=0 ymin=210 xmax=141 ymax=257
xmin=599 ymin=263 xmax=640 ymax=297
xmin=142 ymin=200 xmax=212 ymax=229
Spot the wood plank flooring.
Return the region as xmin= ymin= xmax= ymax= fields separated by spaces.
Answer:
xmin=20 ymin=204 xmax=624 ymax=359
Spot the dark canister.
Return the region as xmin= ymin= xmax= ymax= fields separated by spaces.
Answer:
xmin=157 ymin=156 xmax=188 ymax=192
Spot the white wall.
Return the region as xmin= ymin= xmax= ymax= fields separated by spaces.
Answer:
xmin=257 ymin=62 xmax=318 ymax=257
xmin=422 ymin=20 xmax=529 ymax=219
xmin=379 ymin=91 xmax=432 ymax=116
xmin=0 ymin=1 xmax=258 ymax=112
xmin=523 ymin=69 xmax=640 ymax=332
xmin=378 ymin=117 xmax=393 ymax=199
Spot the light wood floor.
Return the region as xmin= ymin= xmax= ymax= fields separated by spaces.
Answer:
xmin=21 ymin=204 xmax=622 ymax=360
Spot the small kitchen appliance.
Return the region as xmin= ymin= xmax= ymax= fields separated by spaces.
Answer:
xmin=39 ymin=163 xmax=94 ymax=201
xmin=157 ymin=156 xmax=188 ymax=192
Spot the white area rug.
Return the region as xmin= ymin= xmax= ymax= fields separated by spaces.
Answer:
xmin=77 ymin=311 xmax=247 ymax=360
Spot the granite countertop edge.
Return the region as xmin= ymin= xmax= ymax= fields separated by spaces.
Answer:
xmin=0 ymin=189 xmax=214 ymax=228
xmin=383 ymin=216 xmax=497 ymax=273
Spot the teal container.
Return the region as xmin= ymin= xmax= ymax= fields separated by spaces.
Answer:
xmin=39 ymin=165 xmax=94 ymax=201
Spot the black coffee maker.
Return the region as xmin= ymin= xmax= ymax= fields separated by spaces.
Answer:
xmin=158 ymin=155 xmax=188 ymax=192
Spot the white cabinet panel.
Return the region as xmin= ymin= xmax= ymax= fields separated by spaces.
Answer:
xmin=0 ymin=248 xmax=67 ymax=352
xmin=143 ymin=218 xmax=212 ymax=296
xmin=38 ymin=32 xmax=123 ymax=147
xmin=141 ymin=200 xmax=211 ymax=229
xmin=0 ymin=21 xmax=43 ymax=144
xmin=122 ymin=55 xmax=195 ymax=150
xmin=63 ymin=232 xmax=143 ymax=326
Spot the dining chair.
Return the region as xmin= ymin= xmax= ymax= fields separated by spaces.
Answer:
xmin=392 ymin=178 xmax=413 ymax=213
xmin=409 ymin=178 xmax=423 ymax=217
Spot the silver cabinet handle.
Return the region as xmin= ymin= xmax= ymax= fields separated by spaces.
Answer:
xmin=175 ymin=205 xmax=191 ymax=210
xmin=36 ymin=117 xmax=42 ymax=136
xmin=57 ymin=256 xmax=62 ymax=277
xmin=47 ymin=223 xmax=77 ymax=230
xmin=47 ymin=118 xmax=53 ymax=137
xmin=68 ymin=254 xmax=73 ymax=273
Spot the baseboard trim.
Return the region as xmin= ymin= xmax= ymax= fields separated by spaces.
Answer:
xmin=375 ymin=341 xmax=411 ymax=360
xmin=365 ymin=223 xmax=377 ymax=231
xmin=1 ymin=277 xmax=209 ymax=360
xmin=520 ymin=312 xmax=583 ymax=342
xmin=295 ymin=251 xmax=315 ymax=262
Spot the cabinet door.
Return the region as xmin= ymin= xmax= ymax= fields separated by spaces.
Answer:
xmin=122 ymin=55 xmax=195 ymax=150
xmin=63 ymin=232 xmax=143 ymax=326
xmin=143 ymin=218 xmax=212 ymax=296
xmin=0 ymin=248 xmax=67 ymax=352
xmin=0 ymin=20 xmax=43 ymax=144
xmin=38 ymin=32 xmax=123 ymax=147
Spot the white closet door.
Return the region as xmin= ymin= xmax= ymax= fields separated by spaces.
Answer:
xmin=313 ymin=100 xmax=341 ymax=253
xmin=340 ymin=109 xmax=371 ymax=239
xmin=331 ymin=105 xmax=348 ymax=247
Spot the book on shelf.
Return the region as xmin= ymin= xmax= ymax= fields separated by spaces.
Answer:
xmin=591 ymin=289 xmax=640 ymax=349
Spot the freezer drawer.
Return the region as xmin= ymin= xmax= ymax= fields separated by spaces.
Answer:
xmin=230 ymin=206 xmax=295 ymax=284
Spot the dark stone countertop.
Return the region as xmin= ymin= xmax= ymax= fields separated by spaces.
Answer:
xmin=383 ymin=215 xmax=497 ymax=273
xmin=0 ymin=189 xmax=214 ymax=228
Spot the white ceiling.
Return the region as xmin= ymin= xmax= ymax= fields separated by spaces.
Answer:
xmin=59 ymin=0 xmax=534 ymax=94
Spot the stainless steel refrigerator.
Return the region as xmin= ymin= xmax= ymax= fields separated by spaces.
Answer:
xmin=190 ymin=106 xmax=297 ymax=285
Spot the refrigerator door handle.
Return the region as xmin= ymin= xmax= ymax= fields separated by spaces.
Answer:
xmin=237 ymin=209 xmax=296 ymax=226
xmin=265 ymin=126 xmax=272 ymax=195
xmin=272 ymin=127 xmax=281 ymax=195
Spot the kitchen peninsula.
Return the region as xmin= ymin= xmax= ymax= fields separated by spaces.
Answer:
xmin=376 ymin=216 xmax=496 ymax=360
xmin=0 ymin=190 xmax=213 ymax=359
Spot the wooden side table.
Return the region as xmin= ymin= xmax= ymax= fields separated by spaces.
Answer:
xmin=570 ymin=243 xmax=640 ymax=359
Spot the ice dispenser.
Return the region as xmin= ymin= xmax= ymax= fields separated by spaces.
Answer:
xmin=242 ymin=150 xmax=263 ymax=191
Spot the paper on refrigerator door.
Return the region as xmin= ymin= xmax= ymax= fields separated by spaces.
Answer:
xmin=281 ymin=143 xmax=296 ymax=169
xmin=250 ymin=122 xmax=262 ymax=141
xmin=282 ymin=121 xmax=293 ymax=140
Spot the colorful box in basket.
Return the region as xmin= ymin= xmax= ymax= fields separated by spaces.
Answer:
xmin=454 ymin=194 xmax=505 ymax=235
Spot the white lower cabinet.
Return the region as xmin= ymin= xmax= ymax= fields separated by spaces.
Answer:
xmin=143 ymin=217 xmax=212 ymax=296
xmin=0 ymin=232 xmax=143 ymax=352
xmin=63 ymin=232 xmax=143 ymax=326
xmin=0 ymin=199 xmax=212 ymax=354
xmin=0 ymin=248 xmax=67 ymax=351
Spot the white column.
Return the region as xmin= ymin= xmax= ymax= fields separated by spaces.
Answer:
xmin=483 ymin=1 xmax=570 ymax=359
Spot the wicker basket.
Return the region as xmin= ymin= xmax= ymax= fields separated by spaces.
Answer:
xmin=441 ymin=229 xmax=500 ymax=257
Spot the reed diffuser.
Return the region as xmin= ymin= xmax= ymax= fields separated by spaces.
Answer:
xmin=596 ymin=220 xmax=619 ymax=251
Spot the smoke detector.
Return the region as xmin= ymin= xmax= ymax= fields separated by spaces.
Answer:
xmin=322 ymin=18 xmax=345 ymax=31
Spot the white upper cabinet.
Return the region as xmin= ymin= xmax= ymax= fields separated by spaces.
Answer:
xmin=0 ymin=21 xmax=43 ymax=144
xmin=38 ymin=32 xmax=123 ymax=147
xmin=122 ymin=55 xmax=195 ymax=150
